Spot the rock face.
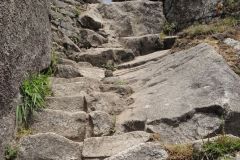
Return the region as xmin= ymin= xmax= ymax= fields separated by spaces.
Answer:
xmin=116 ymin=43 xmax=240 ymax=143
xmin=164 ymin=0 xmax=222 ymax=29
xmin=0 ymin=0 xmax=51 ymax=157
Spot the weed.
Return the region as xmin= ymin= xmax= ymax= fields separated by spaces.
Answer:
xmin=102 ymin=63 xmax=116 ymax=71
xmin=163 ymin=22 xmax=176 ymax=35
xmin=193 ymin=135 xmax=240 ymax=160
xmin=5 ymin=145 xmax=17 ymax=160
xmin=16 ymin=73 xmax=51 ymax=128
xmin=42 ymin=49 xmax=59 ymax=75
xmin=16 ymin=128 xmax=32 ymax=140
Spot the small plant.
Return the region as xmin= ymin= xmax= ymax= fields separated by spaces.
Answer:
xmin=102 ymin=63 xmax=116 ymax=71
xmin=5 ymin=145 xmax=18 ymax=160
xmin=16 ymin=73 xmax=51 ymax=129
xmin=115 ymin=80 xmax=127 ymax=85
xmin=163 ymin=22 xmax=176 ymax=35
xmin=16 ymin=128 xmax=32 ymax=140
xmin=193 ymin=135 xmax=240 ymax=160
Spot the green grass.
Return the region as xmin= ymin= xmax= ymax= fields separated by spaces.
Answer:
xmin=5 ymin=145 xmax=18 ymax=160
xmin=183 ymin=17 xmax=239 ymax=37
xmin=193 ymin=136 xmax=240 ymax=160
xmin=16 ymin=73 xmax=51 ymax=128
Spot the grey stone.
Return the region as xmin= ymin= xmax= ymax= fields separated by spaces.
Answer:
xmin=164 ymin=0 xmax=223 ymax=29
xmin=79 ymin=11 xmax=103 ymax=31
xmin=0 ymin=0 xmax=51 ymax=156
xmin=100 ymin=84 xmax=134 ymax=97
xmin=70 ymin=48 xmax=135 ymax=67
xmin=79 ymin=29 xmax=108 ymax=48
xmin=106 ymin=142 xmax=168 ymax=160
xmin=89 ymin=111 xmax=114 ymax=136
xmin=86 ymin=92 xmax=126 ymax=114
xmin=17 ymin=133 xmax=82 ymax=160
xmin=82 ymin=131 xmax=151 ymax=158
xmin=96 ymin=1 xmax=166 ymax=37
xmin=115 ymin=43 xmax=240 ymax=142
xmin=223 ymin=38 xmax=240 ymax=52
xmin=31 ymin=109 xmax=88 ymax=141
xmin=52 ymin=79 xmax=101 ymax=97
xmin=120 ymin=34 xmax=164 ymax=56
xmin=46 ymin=95 xmax=87 ymax=112
xmin=56 ymin=64 xmax=83 ymax=78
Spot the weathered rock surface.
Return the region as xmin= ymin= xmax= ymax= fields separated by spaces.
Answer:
xmin=46 ymin=95 xmax=87 ymax=112
xmin=119 ymin=34 xmax=164 ymax=56
xmin=89 ymin=111 xmax=114 ymax=136
xmin=56 ymin=64 xmax=83 ymax=78
xmin=82 ymin=131 xmax=151 ymax=158
xmin=17 ymin=133 xmax=82 ymax=160
xmin=96 ymin=1 xmax=166 ymax=37
xmin=115 ymin=43 xmax=240 ymax=143
xmin=70 ymin=48 xmax=135 ymax=67
xmin=164 ymin=0 xmax=222 ymax=29
xmin=31 ymin=109 xmax=88 ymax=141
xmin=106 ymin=142 xmax=168 ymax=160
xmin=0 ymin=0 xmax=51 ymax=156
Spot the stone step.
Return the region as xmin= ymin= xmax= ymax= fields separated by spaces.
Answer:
xmin=46 ymin=95 xmax=87 ymax=112
xmin=51 ymin=79 xmax=101 ymax=97
xmin=105 ymin=142 xmax=168 ymax=160
xmin=117 ymin=49 xmax=170 ymax=69
xmin=82 ymin=131 xmax=151 ymax=159
xmin=69 ymin=48 xmax=135 ymax=67
xmin=119 ymin=34 xmax=177 ymax=56
xmin=31 ymin=109 xmax=88 ymax=141
xmin=17 ymin=133 xmax=83 ymax=160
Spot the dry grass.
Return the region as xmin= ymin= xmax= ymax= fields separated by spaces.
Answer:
xmin=165 ymin=144 xmax=193 ymax=160
xmin=182 ymin=17 xmax=239 ymax=38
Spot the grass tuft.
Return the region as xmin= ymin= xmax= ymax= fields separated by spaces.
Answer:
xmin=193 ymin=136 xmax=240 ymax=160
xmin=5 ymin=145 xmax=18 ymax=160
xmin=16 ymin=73 xmax=51 ymax=129
xmin=165 ymin=144 xmax=193 ymax=160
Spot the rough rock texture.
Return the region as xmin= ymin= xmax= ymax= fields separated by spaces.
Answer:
xmin=96 ymin=1 xmax=166 ymax=37
xmin=17 ymin=133 xmax=83 ymax=160
xmin=56 ymin=64 xmax=83 ymax=78
xmin=106 ymin=143 xmax=168 ymax=160
xmin=0 ymin=0 xmax=51 ymax=157
xmin=89 ymin=111 xmax=114 ymax=136
xmin=31 ymin=109 xmax=88 ymax=141
xmin=164 ymin=0 xmax=222 ymax=29
xmin=82 ymin=131 xmax=151 ymax=158
xmin=116 ymin=43 xmax=240 ymax=143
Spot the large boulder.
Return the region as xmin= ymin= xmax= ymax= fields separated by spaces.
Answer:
xmin=164 ymin=0 xmax=223 ymax=29
xmin=87 ymin=1 xmax=166 ymax=37
xmin=115 ymin=43 xmax=240 ymax=143
xmin=0 ymin=0 xmax=51 ymax=157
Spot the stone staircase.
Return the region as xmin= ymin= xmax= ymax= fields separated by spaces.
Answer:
xmin=16 ymin=0 xmax=240 ymax=160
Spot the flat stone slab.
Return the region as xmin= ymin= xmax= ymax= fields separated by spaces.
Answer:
xmin=46 ymin=95 xmax=87 ymax=112
xmin=106 ymin=142 xmax=168 ymax=160
xmin=82 ymin=131 xmax=151 ymax=158
xmin=31 ymin=109 xmax=88 ymax=141
xmin=17 ymin=133 xmax=82 ymax=160
xmin=115 ymin=43 xmax=240 ymax=143
xmin=52 ymin=80 xmax=101 ymax=97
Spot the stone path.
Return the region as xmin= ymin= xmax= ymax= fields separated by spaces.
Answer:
xmin=17 ymin=0 xmax=240 ymax=159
